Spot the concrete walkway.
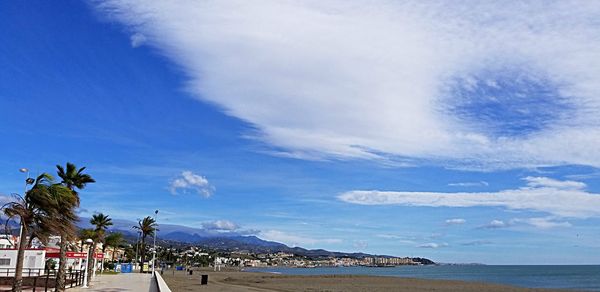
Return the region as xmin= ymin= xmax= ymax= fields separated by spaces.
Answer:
xmin=70 ymin=273 xmax=155 ymax=292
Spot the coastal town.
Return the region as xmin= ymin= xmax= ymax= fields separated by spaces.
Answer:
xmin=174 ymin=248 xmax=432 ymax=268
xmin=0 ymin=233 xmax=430 ymax=277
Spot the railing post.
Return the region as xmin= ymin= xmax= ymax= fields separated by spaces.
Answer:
xmin=44 ymin=272 xmax=49 ymax=292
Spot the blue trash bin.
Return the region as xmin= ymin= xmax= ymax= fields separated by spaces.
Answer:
xmin=121 ymin=263 xmax=133 ymax=273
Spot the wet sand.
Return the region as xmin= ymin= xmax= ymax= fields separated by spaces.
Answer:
xmin=162 ymin=268 xmax=568 ymax=292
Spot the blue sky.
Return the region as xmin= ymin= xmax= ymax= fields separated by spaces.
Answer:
xmin=1 ymin=1 xmax=600 ymax=264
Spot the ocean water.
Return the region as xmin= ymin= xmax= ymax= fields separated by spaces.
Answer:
xmin=246 ymin=265 xmax=600 ymax=291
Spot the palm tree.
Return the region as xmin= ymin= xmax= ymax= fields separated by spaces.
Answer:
xmin=56 ymin=163 xmax=95 ymax=196
xmin=133 ymin=216 xmax=157 ymax=273
xmin=1 ymin=174 xmax=72 ymax=292
xmin=88 ymin=213 xmax=112 ymax=282
xmin=55 ymin=163 xmax=95 ymax=292
xmin=103 ymin=233 xmax=124 ymax=262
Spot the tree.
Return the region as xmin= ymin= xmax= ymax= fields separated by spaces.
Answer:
xmin=103 ymin=232 xmax=124 ymax=262
xmin=133 ymin=216 xmax=157 ymax=273
xmin=55 ymin=162 xmax=95 ymax=292
xmin=56 ymin=163 xmax=95 ymax=196
xmin=87 ymin=213 xmax=112 ymax=282
xmin=2 ymin=174 xmax=72 ymax=292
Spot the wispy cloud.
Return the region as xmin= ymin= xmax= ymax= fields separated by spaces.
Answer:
xmin=338 ymin=177 xmax=600 ymax=218
xmin=169 ymin=171 xmax=214 ymax=197
xmin=481 ymin=220 xmax=508 ymax=229
xmin=565 ymin=172 xmax=600 ymax=180
xmin=461 ymin=240 xmax=493 ymax=246
xmin=511 ymin=217 xmax=572 ymax=229
xmin=95 ymin=1 xmax=600 ymax=169
xmin=418 ymin=242 xmax=448 ymax=249
xmin=129 ymin=32 xmax=146 ymax=48
xmin=201 ymin=220 xmax=239 ymax=231
xmin=523 ymin=176 xmax=585 ymax=190
xmin=448 ymin=181 xmax=488 ymax=187
xmin=445 ymin=218 xmax=466 ymax=225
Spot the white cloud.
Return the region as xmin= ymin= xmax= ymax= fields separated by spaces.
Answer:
xmin=448 ymin=181 xmax=488 ymax=187
xmin=512 ymin=217 xmax=572 ymax=229
xmin=129 ymin=32 xmax=146 ymax=48
xmin=202 ymin=220 xmax=238 ymax=231
xmin=461 ymin=240 xmax=492 ymax=246
xmin=376 ymin=234 xmax=405 ymax=240
xmin=522 ymin=177 xmax=585 ymax=190
xmin=445 ymin=218 xmax=466 ymax=225
xmin=260 ymin=230 xmax=342 ymax=247
xmin=482 ymin=220 xmax=508 ymax=229
xmin=169 ymin=171 xmax=214 ymax=197
xmin=95 ymin=1 xmax=600 ymax=169
xmin=418 ymin=242 xmax=448 ymax=249
xmin=338 ymin=177 xmax=600 ymax=218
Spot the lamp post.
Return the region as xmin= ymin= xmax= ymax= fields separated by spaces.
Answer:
xmin=16 ymin=168 xmax=32 ymax=247
xmin=133 ymin=230 xmax=140 ymax=271
xmin=151 ymin=210 xmax=158 ymax=274
xmin=82 ymin=238 xmax=93 ymax=288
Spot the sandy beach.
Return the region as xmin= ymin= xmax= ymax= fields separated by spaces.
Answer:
xmin=161 ymin=268 xmax=567 ymax=292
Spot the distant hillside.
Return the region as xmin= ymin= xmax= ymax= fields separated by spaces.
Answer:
xmin=77 ymin=217 xmax=435 ymax=263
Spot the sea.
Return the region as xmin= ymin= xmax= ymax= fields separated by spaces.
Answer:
xmin=246 ymin=265 xmax=600 ymax=291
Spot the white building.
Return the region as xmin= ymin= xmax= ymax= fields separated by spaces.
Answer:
xmin=0 ymin=235 xmax=15 ymax=249
xmin=0 ymin=249 xmax=47 ymax=276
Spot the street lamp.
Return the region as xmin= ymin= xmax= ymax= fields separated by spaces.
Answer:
xmin=82 ymin=238 xmax=93 ymax=288
xmin=152 ymin=210 xmax=158 ymax=274
xmin=15 ymin=168 xmax=31 ymax=248
xmin=133 ymin=230 xmax=141 ymax=271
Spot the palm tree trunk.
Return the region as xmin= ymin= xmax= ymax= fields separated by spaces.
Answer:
xmin=112 ymin=247 xmax=116 ymax=262
xmin=54 ymin=234 xmax=67 ymax=292
xmin=86 ymin=243 xmax=96 ymax=283
xmin=12 ymin=225 xmax=28 ymax=292
xmin=140 ymin=237 xmax=146 ymax=273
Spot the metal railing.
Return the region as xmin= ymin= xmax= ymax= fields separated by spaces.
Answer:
xmin=0 ymin=269 xmax=84 ymax=291
xmin=28 ymin=270 xmax=84 ymax=292
xmin=0 ymin=268 xmax=49 ymax=277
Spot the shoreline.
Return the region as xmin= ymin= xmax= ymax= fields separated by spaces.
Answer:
xmin=162 ymin=267 xmax=571 ymax=291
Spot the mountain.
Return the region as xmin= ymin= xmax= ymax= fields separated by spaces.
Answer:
xmin=76 ymin=217 xmax=435 ymax=263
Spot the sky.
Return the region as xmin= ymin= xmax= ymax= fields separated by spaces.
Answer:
xmin=1 ymin=0 xmax=600 ymax=264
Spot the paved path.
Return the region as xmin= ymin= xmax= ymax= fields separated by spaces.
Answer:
xmin=70 ymin=273 xmax=155 ymax=292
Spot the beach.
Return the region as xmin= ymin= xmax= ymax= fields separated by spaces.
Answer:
xmin=161 ymin=268 xmax=566 ymax=292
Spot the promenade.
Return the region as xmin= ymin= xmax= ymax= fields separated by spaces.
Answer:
xmin=71 ymin=273 xmax=155 ymax=292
